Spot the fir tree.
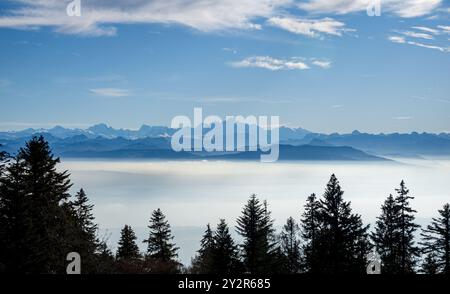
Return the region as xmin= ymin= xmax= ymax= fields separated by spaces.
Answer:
xmin=144 ymin=208 xmax=179 ymax=261
xmin=190 ymin=224 xmax=215 ymax=273
xmin=301 ymin=193 xmax=321 ymax=273
xmin=420 ymin=203 xmax=450 ymax=274
xmin=371 ymin=194 xmax=400 ymax=274
xmin=236 ymin=194 xmax=277 ymax=273
xmin=315 ymin=174 xmax=371 ymax=273
xmin=0 ymin=158 xmax=30 ymax=272
xmin=280 ymin=217 xmax=301 ymax=273
xmin=0 ymin=136 xmax=72 ymax=273
xmin=211 ymin=219 xmax=242 ymax=274
xmin=67 ymin=189 xmax=99 ymax=273
xmin=395 ymin=180 xmax=420 ymax=273
xmin=116 ymin=225 xmax=140 ymax=260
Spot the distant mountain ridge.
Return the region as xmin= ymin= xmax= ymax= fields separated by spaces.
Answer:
xmin=1 ymin=124 xmax=450 ymax=158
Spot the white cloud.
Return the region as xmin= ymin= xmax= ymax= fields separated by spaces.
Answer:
xmin=0 ymin=0 xmax=293 ymax=36
xmin=267 ymin=17 xmax=351 ymax=38
xmin=438 ymin=25 xmax=450 ymax=33
xmin=230 ymin=56 xmax=310 ymax=71
xmin=389 ymin=35 xmax=449 ymax=52
xmin=388 ymin=35 xmax=406 ymax=43
xmin=407 ymin=40 xmax=449 ymax=52
xmin=90 ymin=88 xmax=132 ymax=97
xmin=298 ymin=0 xmax=442 ymax=18
xmin=400 ymin=30 xmax=434 ymax=40
xmin=411 ymin=26 xmax=440 ymax=35
xmin=312 ymin=60 xmax=332 ymax=68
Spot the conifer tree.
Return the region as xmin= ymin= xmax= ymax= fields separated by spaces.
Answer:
xmin=280 ymin=217 xmax=301 ymax=273
xmin=301 ymin=193 xmax=321 ymax=273
xmin=420 ymin=203 xmax=450 ymax=274
xmin=236 ymin=194 xmax=277 ymax=273
xmin=190 ymin=224 xmax=215 ymax=273
xmin=0 ymin=158 xmax=30 ymax=272
xmin=116 ymin=225 xmax=140 ymax=260
xmin=395 ymin=181 xmax=420 ymax=273
xmin=371 ymin=194 xmax=400 ymax=273
xmin=67 ymin=189 xmax=99 ymax=273
xmin=144 ymin=208 xmax=179 ymax=261
xmin=0 ymin=136 xmax=72 ymax=273
xmin=315 ymin=174 xmax=371 ymax=273
xmin=211 ymin=219 xmax=242 ymax=274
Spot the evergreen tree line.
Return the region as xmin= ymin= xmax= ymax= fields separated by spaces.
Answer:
xmin=0 ymin=137 xmax=449 ymax=274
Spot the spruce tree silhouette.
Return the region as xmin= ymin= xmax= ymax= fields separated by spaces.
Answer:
xmin=395 ymin=181 xmax=420 ymax=274
xmin=212 ymin=219 xmax=243 ymax=274
xmin=236 ymin=194 xmax=278 ymax=274
xmin=280 ymin=217 xmax=302 ymax=273
xmin=301 ymin=193 xmax=321 ymax=273
xmin=420 ymin=203 xmax=450 ymax=274
xmin=143 ymin=208 xmax=180 ymax=273
xmin=309 ymin=174 xmax=370 ymax=273
xmin=371 ymin=194 xmax=400 ymax=273
xmin=116 ymin=225 xmax=140 ymax=260
xmin=0 ymin=136 xmax=72 ymax=273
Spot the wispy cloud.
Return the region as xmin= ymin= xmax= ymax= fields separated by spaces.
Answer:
xmin=0 ymin=0 xmax=292 ymax=36
xmin=388 ymin=35 xmax=449 ymax=52
xmin=393 ymin=116 xmax=414 ymax=120
xmin=298 ymin=0 xmax=442 ymax=18
xmin=406 ymin=40 xmax=449 ymax=52
xmin=230 ymin=56 xmax=310 ymax=71
xmin=222 ymin=47 xmax=238 ymax=54
xmin=388 ymin=35 xmax=406 ymax=43
xmin=311 ymin=59 xmax=332 ymax=69
xmin=438 ymin=25 xmax=450 ymax=34
xmin=400 ymin=31 xmax=434 ymax=40
xmin=411 ymin=26 xmax=440 ymax=35
xmin=90 ymin=88 xmax=132 ymax=97
xmin=267 ymin=17 xmax=352 ymax=38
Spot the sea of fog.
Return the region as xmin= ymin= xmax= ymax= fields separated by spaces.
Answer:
xmin=59 ymin=158 xmax=450 ymax=265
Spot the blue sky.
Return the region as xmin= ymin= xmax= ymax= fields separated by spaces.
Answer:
xmin=0 ymin=0 xmax=449 ymax=133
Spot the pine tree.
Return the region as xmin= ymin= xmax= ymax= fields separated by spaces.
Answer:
xmin=315 ymin=174 xmax=371 ymax=273
xmin=0 ymin=136 xmax=72 ymax=273
xmin=280 ymin=217 xmax=301 ymax=273
xmin=236 ymin=194 xmax=277 ymax=273
xmin=190 ymin=224 xmax=215 ymax=273
xmin=144 ymin=208 xmax=179 ymax=261
xmin=211 ymin=219 xmax=242 ymax=274
xmin=395 ymin=180 xmax=420 ymax=273
xmin=301 ymin=193 xmax=321 ymax=273
xmin=420 ymin=203 xmax=450 ymax=274
xmin=371 ymin=194 xmax=400 ymax=273
xmin=116 ymin=225 xmax=140 ymax=260
xmin=0 ymin=158 xmax=30 ymax=272
xmin=67 ymin=189 xmax=99 ymax=273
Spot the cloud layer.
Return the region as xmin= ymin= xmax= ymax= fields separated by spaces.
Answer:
xmin=267 ymin=17 xmax=352 ymax=38
xmin=298 ymin=0 xmax=442 ymax=18
xmin=230 ymin=56 xmax=331 ymax=70
xmin=0 ymin=0 xmax=445 ymax=36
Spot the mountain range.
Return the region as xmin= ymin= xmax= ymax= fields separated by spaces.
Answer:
xmin=1 ymin=124 xmax=449 ymax=161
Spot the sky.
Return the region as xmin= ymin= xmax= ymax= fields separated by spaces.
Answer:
xmin=0 ymin=0 xmax=449 ymax=134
